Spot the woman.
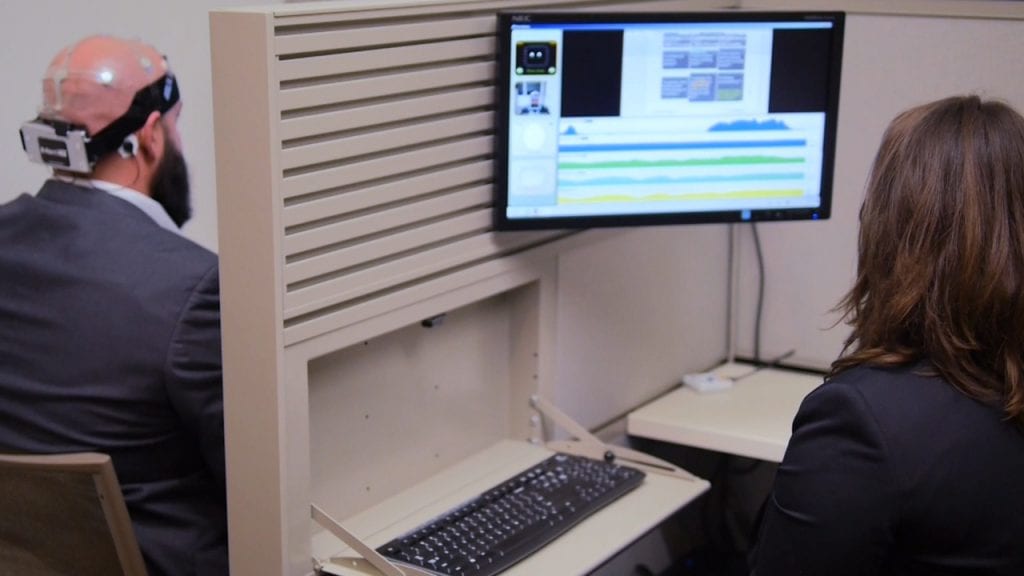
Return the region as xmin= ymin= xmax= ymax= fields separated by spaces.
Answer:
xmin=750 ymin=95 xmax=1024 ymax=575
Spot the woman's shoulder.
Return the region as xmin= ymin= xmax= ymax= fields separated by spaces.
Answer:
xmin=815 ymin=361 xmax=1010 ymax=442
xmin=821 ymin=362 xmax=948 ymax=405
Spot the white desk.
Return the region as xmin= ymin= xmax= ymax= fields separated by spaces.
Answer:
xmin=627 ymin=362 xmax=825 ymax=463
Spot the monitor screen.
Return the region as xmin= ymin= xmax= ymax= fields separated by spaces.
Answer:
xmin=494 ymin=11 xmax=845 ymax=230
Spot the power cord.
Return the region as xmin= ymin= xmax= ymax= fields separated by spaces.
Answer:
xmin=751 ymin=223 xmax=766 ymax=365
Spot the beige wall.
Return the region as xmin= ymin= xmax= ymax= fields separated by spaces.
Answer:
xmin=731 ymin=8 xmax=1024 ymax=369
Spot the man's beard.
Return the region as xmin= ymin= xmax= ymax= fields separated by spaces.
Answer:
xmin=150 ymin=136 xmax=192 ymax=228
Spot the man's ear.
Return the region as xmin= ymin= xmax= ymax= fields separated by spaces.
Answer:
xmin=136 ymin=110 xmax=164 ymax=163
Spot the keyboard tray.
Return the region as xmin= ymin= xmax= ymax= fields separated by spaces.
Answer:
xmin=376 ymin=453 xmax=645 ymax=576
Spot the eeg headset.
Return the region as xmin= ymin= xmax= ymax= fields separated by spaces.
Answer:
xmin=19 ymin=72 xmax=180 ymax=174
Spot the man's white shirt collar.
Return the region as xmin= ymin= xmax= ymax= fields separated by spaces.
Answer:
xmin=56 ymin=177 xmax=181 ymax=235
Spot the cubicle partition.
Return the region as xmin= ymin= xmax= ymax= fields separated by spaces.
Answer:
xmin=210 ymin=1 xmax=730 ymax=574
xmin=210 ymin=2 xmax=1024 ymax=574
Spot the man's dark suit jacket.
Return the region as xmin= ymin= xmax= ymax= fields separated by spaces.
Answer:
xmin=750 ymin=362 xmax=1024 ymax=575
xmin=0 ymin=180 xmax=227 ymax=576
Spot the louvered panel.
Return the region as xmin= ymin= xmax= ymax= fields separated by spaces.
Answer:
xmin=280 ymin=62 xmax=494 ymax=112
xmin=278 ymin=37 xmax=495 ymax=81
xmin=264 ymin=0 xmax=732 ymax=344
xmin=282 ymin=136 xmax=492 ymax=199
xmin=282 ymin=111 xmax=492 ymax=170
xmin=285 ymin=208 xmax=492 ymax=286
xmin=280 ymin=253 xmax=548 ymax=347
xmin=285 ymin=185 xmax=490 ymax=256
xmin=282 ymin=230 xmax=562 ymax=320
xmin=275 ymin=16 xmax=496 ymax=55
xmin=271 ymin=0 xmax=683 ymax=28
xmin=281 ymin=87 xmax=493 ymax=141
xmin=283 ymin=160 xmax=492 ymax=228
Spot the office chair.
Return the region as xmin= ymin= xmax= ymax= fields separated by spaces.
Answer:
xmin=0 ymin=452 xmax=148 ymax=576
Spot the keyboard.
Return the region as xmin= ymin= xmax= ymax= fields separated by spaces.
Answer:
xmin=376 ymin=452 xmax=645 ymax=576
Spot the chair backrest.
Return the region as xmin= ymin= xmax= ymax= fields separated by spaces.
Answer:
xmin=0 ymin=452 xmax=148 ymax=576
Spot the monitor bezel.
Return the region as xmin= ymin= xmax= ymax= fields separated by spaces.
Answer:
xmin=492 ymin=10 xmax=845 ymax=231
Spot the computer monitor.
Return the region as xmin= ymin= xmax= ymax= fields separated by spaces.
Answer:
xmin=494 ymin=11 xmax=845 ymax=230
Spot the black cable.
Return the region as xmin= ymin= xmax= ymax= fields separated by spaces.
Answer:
xmin=751 ymin=223 xmax=765 ymax=365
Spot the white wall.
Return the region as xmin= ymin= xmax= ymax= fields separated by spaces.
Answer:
xmin=0 ymin=0 xmax=285 ymax=252
xmin=733 ymin=12 xmax=1024 ymax=370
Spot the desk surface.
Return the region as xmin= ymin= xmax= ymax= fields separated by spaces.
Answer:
xmin=314 ymin=439 xmax=709 ymax=576
xmin=627 ymin=362 xmax=825 ymax=463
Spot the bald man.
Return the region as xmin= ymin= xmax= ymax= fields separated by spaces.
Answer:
xmin=0 ymin=36 xmax=226 ymax=575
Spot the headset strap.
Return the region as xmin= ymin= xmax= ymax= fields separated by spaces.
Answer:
xmin=84 ymin=72 xmax=180 ymax=163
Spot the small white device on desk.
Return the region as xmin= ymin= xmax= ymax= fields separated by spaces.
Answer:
xmin=627 ymin=362 xmax=826 ymax=463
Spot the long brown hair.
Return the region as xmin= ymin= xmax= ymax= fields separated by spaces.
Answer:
xmin=833 ymin=95 xmax=1024 ymax=423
